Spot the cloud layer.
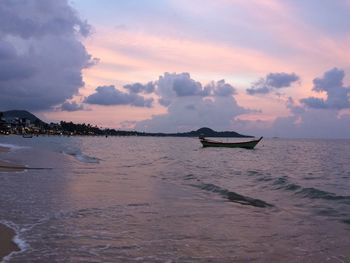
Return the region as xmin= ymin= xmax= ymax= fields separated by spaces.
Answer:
xmin=61 ymin=101 xmax=85 ymax=112
xmin=134 ymin=73 xmax=249 ymax=132
xmin=247 ymin=72 xmax=299 ymax=95
xmin=123 ymin=82 xmax=155 ymax=94
xmin=85 ymin=85 xmax=153 ymax=107
xmin=0 ymin=0 xmax=93 ymax=111
xmin=300 ymin=68 xmax=350 ymax=109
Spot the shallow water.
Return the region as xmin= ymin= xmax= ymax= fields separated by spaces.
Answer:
xmin=0 ymin=136 xmax=350 ymax=262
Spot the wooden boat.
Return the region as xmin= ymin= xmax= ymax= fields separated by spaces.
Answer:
xmin=200 ymin=136 xmax=263 ymax=149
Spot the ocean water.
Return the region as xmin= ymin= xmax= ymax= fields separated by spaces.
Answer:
xmin=0 ymin=136 xmax=350 ymax=263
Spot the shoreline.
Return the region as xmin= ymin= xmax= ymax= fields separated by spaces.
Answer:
xmin=0 ymin=146 xmax=24 ymax=260
xmin=0 ymin=146 xmax=26 ymax=172
xmin=0 ymin=223 xmax=20 ymax=261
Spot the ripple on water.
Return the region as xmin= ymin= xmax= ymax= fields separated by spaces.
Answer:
xmin=191 ymin=183 xmax=274 ymax=208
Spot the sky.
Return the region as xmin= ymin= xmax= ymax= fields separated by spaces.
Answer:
xmin=1 ymin=0 xmax=350 ymax=138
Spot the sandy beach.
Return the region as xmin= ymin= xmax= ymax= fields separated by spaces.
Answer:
xmin=0 ymin=145 xmax=23 ymax=260
xmin=0 ymin=223 xmax=20 ymax=261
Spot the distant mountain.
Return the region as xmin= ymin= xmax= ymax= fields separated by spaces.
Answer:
xmin=3 ymin=110 xmax=46 ymax=125
xmin=1 ymin=110 xmax=252 ymax=137
xmin=170 ymin=127 xmax=252 ymax=138
xmin=134 ymin=127 xmax=252 ymax=137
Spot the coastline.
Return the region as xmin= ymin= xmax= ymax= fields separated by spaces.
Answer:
xmin=0 ymin=146 xmax=24 ymax=260
xmin=0 ymin=146 xmax=25 ymax=172
xmin=0 ymin=223 xmax=20 ymax=261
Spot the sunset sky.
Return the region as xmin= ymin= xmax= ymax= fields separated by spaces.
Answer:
xmin=1 ymin=0 xmax=350 ymax=138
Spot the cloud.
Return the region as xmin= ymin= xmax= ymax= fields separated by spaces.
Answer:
xmin=206 ymin=79 xmax=236 ymax=97
xmin=265 ymin=72 xmax=300 ymax=88
xmin=0 ymin=0 xmax=94 ymax=111
xmin=158 ymin=72 xmax=210 ymax=98
xmin=272 ymin=109 xmax=350 ymax=139
xmin=229 ymin=96 xmax=350 ymax=139
xmin=84 ymin=85 xmax=153 ymax=107
xmin=0 ymin=40 xmax=36 ymax=81
xmin=61 ymin=101 xmax=85 ymax=112
xmin=0 ymin=0 xmax=90 ymax=38
xmin=300 ymin=68 xmax=350 ymax=110
xmin=152 ymin=72 xmax=237 ymax=107
xmin=136 ymin=96 xmax=249 ymax=133
xmin=286 ymin=97 xmax=305 ymax=115
xmin=299 ymin=97 xmax=327 ymax=109
xmin=247 ymin=72 xmax=299 ymax=95
xmin=123 ymin=82 xmax=155 ymax=94
xmin=282 ymin=69 xmax=350 ymax=138
xmin=134 ymin=74 xmax=249 ymax=132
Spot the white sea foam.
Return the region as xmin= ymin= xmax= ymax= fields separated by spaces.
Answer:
xmin=62 ymin=149 xmax=100 ymax=164
xmin=0 ymin=143 xmax=28 ymax=151
xmin=0 ymin=220 xmax=29 ymax=263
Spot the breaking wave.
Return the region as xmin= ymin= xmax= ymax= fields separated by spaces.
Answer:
xmin=0 ymin=220 xmax=29 ymax=263
xmin=62 ymin=149 xmax=100 ymax=164
xmin=0 ymin=143 xmax=27 ymax=151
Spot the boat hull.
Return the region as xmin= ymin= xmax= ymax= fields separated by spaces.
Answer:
xmin=200 ymin=137 xmax=263 ymax=149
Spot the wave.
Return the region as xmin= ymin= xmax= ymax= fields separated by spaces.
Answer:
xmin=342 ymin=219 xmax=350 ymax=225
xmin=193 ymin=183 xmax=274 ymax=208
xmin=296 ymin=187 xmax=350 ymax=201
xmin=62 ymin=149 xmax=100 ymax=164
xmin=271 ymin=177 xmax=350 ymax=201
xmin=0 ymin=220 xmax=29 ymax=263
xmin=0 ymin=143 xmax=27 ymax=151
xmin=272 ymin=177 xmax=301 ymax=191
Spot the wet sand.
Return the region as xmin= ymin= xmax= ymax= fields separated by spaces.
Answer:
xmin=0 ymin=146 xmax=25 ymax=172
xmin=0 ymin=146 xmax=23 ymax=260
xmin=0 ymin=146 xmax=10 ymax=153
xmin=0 ymin=160 xmax=26 ymax=172
xmin=0 ymin=223 xmax=20 ymax=261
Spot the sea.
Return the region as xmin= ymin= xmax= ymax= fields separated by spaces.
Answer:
xmin=0 ymin=136 xmax=349 ymax=263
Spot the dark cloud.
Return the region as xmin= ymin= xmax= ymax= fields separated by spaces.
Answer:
xmin=0 ymin=41 xmax=16 ymax=59
xmin=185 ymin=104 xmax=196 ymax=110
xmin=246 ymin=86 xmax=270 ymax=95
xmin=0 ymin=0 xmax=90 ymax=38
xmin=61 ymin=101 xmax=84 ymax=112
xmin=158 ymin=98 xmax=172 ymax=107
xmin=123 ymin=82 xmax=155 ymax=94
xmin=299 ymin=97 xmax=327 ymax=109
xmin=300 ymin=68 xmax=350 ymax=109
xmin=172 ymin=75 xmax=208 ymax=97
xmin=0 ymin=0 xmax=94 ymax=111
xmin=206 ymin=80 xmax=236 ymax=97
xmin=265 ymin=72 xmax=299 ymax=88
xmin=156 ymin=73 xmax=210 ymax=103
xmin=84 ymin=85 xmax=153 ymax=108
xmin=247 ymin=72 xmax=299 ymax=95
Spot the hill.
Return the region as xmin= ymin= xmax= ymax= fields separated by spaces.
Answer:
xmin=3 ymin=110 xmax=46 ymax=125
xmin=126 ymin=127 xmax=252 ymax=137
xmin=181 ymin=127 xmax=251 ymax=138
